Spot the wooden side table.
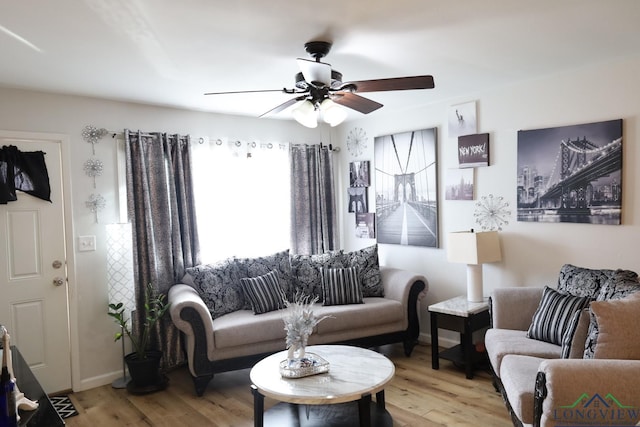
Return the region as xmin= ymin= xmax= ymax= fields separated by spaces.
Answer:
xmin=428 ymin=296 xmax=490 ymax=379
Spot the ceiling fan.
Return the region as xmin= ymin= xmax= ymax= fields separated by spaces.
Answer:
xmin=204 ymin=41 xmax=435 ymax=127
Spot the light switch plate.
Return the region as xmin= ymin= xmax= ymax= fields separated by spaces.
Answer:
xmin=78 ymin=235 xmax=96 ymax=252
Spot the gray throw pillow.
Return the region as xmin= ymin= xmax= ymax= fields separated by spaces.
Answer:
xmin=240 ymin=270 xmax=285 ymax=314
xmin=321 ymin=266 xmax=363 ymax=306
xmin=235 ymin=249 xmax=293 ymax=306
xmin=527 ymin=286 xmax=591 ymax=346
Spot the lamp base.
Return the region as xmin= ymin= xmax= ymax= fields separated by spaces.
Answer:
xmin=466 ymin=264 xmax=484 ymax=303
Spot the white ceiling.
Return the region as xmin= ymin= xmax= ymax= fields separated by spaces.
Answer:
xmin=2 ymin=1 xmax=640 ymax=122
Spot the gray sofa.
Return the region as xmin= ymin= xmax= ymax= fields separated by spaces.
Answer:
xmin=168 ymin=246 xmax=428 ymax=396
xmin=485 ymin=264 xmax=640 ymax=427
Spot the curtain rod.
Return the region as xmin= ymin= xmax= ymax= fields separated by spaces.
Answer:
xmin=103 ymin=130 xmax=339 ymax=152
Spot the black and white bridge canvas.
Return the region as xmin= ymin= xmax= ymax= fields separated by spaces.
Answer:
xmin=517 ymin=119 xmax=622 ymax=225
xmin=374 ymin=128 xmax=439 ymax=247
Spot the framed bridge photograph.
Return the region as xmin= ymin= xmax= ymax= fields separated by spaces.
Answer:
xmin=374 ymin=127 xmax=439 ymax=247
xmin=516 ymin=118 xmax=622 ymax=225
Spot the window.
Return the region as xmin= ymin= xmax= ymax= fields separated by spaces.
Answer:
xmin=190 ymin=140 xmax=291 ymax=263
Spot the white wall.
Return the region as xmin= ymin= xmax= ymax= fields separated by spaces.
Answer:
xmin=0 ymin=88 xmax=321 ymax=390
xmin=1 ymin=51 xmax=638 ymax=390
xmin=334 ymin=54 xmax=640 ymax=344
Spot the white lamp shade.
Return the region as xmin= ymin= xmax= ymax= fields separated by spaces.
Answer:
xmin=447 ymin=230 xmax=502 ymax=265
xmin=292 ymin=100 xmax=318 ymax=128
xmin=321 ymin=99 xmax=347 ymax=127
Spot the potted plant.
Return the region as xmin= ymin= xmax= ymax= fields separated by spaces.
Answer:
xmin=108 ymin=283 xmax=170 ymax=389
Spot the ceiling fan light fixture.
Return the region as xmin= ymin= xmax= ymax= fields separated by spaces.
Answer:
xmin=292 ymin=100 xmax=318 ymax=128
xmin=320 ymin=99 xmax=347 ymax=127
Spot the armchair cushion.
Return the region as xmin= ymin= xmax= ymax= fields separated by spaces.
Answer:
xmin=590 ymin=294 xmax=640 ymax=359
xmin=584 ymin=275 xmax=640 ymax=358
xmin=527 ymin=286 xmax=591 ymax=345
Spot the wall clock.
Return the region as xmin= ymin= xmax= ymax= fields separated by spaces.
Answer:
xmin=346 ymin=127 xmax=367 ymax=157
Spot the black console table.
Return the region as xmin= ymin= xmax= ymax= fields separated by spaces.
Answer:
xmin=1 ymin=345 xmax=64 ymax=426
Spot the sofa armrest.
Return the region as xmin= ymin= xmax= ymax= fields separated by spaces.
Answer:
xmin=168 ymin=284 xmax=215 ymax=378
xmin=380 ymin=267 xmax=428 ymax=334
xmin=490 ymin=287 xmax=543 ymax=331
xmin=535 ymin=359 xmax=640 ymax=427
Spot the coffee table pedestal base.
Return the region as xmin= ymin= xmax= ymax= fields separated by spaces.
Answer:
xmin=262 ymin=400 xmax=392 ymax=427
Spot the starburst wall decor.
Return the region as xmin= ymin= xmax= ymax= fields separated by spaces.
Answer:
xmin=474 ymin=194 xmax=510 ymax=231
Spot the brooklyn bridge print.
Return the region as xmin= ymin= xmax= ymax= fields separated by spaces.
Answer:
xmin=374 ymin=128 xmax=439 ymax=247
xmin=517 ymin=119 xmax=622 ymax=225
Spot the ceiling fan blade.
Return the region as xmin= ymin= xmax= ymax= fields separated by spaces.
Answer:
xmin=297 ymin=58 xmax=332 ymax=87
xmin=332 ymin=93 xmax=383 ymax=114
xmin=344 ymin=75 xmax=435 ymax=93
xmin=259 ymin=96 xmax=306 ymax=118
xmin=204 ymin=89 xmax=287 ymax=96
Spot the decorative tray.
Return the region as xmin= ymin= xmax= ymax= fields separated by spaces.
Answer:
xmin=279 ymin=353 xmax=330 ymax=379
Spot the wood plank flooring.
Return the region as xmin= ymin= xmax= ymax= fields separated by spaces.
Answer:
xmin=64 ymin=343 xmax=512 ymax=426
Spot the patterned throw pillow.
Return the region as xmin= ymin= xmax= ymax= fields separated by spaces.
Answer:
xmin=321 ymin=266 xmax=363 ymax=306
xmin=185 ymin=258 xmax=245 ymax=319
xmin=527 ymin=286 xmax=591 ymax=346
xmin=343 ymin=245 xmax=384 ymax=297
xmin=290 ymin=251 xmax=345 ymax=301
xmin=557 ymin=264 xmax=612 ymax=299
xmin=240 ymin=270 xmax=286 ymax=314
xmin=584 ymin=273 xmax=640 ymax=358
xmin=235 ymin=249 xmax=293 ymax=307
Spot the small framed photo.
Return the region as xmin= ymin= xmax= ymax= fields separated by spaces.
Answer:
xmin=445 ymin=168 xmax=474 ymax=200
xmin=347 ymin=187 xmax=368 ymax=213
xmin=448 ymin=101 xmax=477 ymax=138
xmin=458 ymin=133 xmax=489 ymax=168
xmin=355 ymin=213 xmax=375 ymax=238
xmin=349 ymin=161 xmax=370 ymax=187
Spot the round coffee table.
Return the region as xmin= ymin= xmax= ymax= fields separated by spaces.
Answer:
xmin=250 ymin=345 xmax=395 ymax=427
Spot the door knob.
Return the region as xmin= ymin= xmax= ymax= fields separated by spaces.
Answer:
xmin=53 ymin=277 xmax=65 ymax=287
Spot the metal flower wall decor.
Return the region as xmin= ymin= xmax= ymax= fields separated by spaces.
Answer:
xmin=83 ymin=158 xmax=104 ymax=188
xmin=85 ymin=193 xmax=106 ymax=223
xmin=82 ymin=125 xmax=108 ymax=154
xmin=474 ymin=194 xmax=511 ymax=231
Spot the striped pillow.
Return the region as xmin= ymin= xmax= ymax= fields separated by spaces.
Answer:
xmin=321 ymin=266 xmax=363 ymax=306
xmin=240 ymin=270 xmax=285 ymax=314
xmin=527 ymin=286 xmax=591 ymax=345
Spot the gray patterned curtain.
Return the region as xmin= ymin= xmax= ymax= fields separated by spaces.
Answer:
xmin=124 ymin=129 xmax=200 ymax=369
xmin=290 ymin=144 xmax=339 ymax=255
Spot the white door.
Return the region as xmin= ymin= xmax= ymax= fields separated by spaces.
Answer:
xmin=0 ymin=133 xmax=71 ymax=393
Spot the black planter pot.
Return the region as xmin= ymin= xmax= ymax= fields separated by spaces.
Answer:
xmin=124 ymin=350 xmax=165 ymax=392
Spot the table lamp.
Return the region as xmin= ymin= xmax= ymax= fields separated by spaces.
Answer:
xmin=447 ymin=230 xmax=502 ymax=302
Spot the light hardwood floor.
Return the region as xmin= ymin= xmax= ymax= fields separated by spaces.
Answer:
xmin=64 ymin=343 xmax=512 ymax=426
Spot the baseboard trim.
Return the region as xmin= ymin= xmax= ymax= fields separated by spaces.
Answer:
xmin=74 ymin=370 xmax=125 ymax=392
